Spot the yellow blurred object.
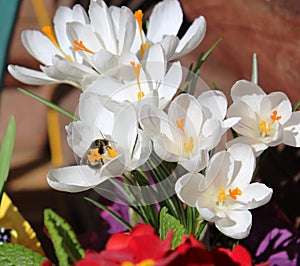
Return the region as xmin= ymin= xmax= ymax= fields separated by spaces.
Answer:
xmin=0 ymin=193 xmax=44 ymax=255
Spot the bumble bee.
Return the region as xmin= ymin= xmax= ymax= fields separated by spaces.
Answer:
xmin=81 ymin=139 xmax=115 ymax=169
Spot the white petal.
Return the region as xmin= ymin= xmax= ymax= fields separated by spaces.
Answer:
xmin=226 ymin=136 xmax=268 ymax=157
xmin=227 ymin=143 xmax=255 ymax=186
xmin=47 ymin=165 xmax=107 ymax=192
xmin=198 ymin=90 xmax=227 ymax=120
xmin=158 ymin=61 xmax=182 ymax=109
xmin=21 ymin=30 xmax=59 ymax=65
xmin=175 ymin=172 xmax=204 ymax=207
xmin=236 ymin=183 xmax=273 ymax=209
xmin=7 ymin=65 xmax=59 ymax=85
xmin=231 ymin=80 xmax=265 ymax=103
xmin=99 ymin=154 xmax=126 ymax=178
xmin=72 ymin=4 xmax=89 ymax=24
xmin=215 ymin=210 xmax=252 ymax=239
xmin=172 ymin=16 xmax=206 ymax=59
xmin=92 ymin=50 xmax=119 ymax=74
xmin=144 ymin=44 xmax=166 ymax=81
xmin=147 ymin=0 xmax=183 ymax=43
xmin=179 ymin=149 xmax=209 ymax=172
xmin=89 ymin=1 xmax=117 ymax=54
xmin=118 ymin=7 xmax=136 ymax=54
xmin=261 ymin=92 xmax=292 ymax=124
xmin=153 ymin=135 xmax=181 ymax=162
xmin=282 ymin=111 xmax=300 ymax=147
xmin=53 ymin=6 xmax=74 ymax=54
xmin=112 ymin=102 xmax=138 ymax=151
xmin=160 ymin=35 xmax=179 ymax=60
xmin=201 ymin=119 xmax=222 ymax=150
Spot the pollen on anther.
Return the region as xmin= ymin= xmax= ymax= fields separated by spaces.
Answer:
xmin=73 ymin=40 xmax=94 ymax=54
xmin=42 ymin=26 xmax=59 ymax=47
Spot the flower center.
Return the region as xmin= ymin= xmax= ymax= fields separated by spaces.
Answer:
xmin=130 ymin=61 xmax=145 ymax=100
xmin=176 ymin=118 xmax=194 ymax=155
xmin=42 ymin=26 xmax=73 ymax=61
xmin=121 ymin=259 xmax=156 ymax=266
xmin=73 ymin=40 xmax=94 ymax=54
xmin=134 ymin=10 xmax=149 ymax=59
xmin=259 ymin=110 xmax=281 ymax=137
xmin=217 ymin=187 xmax=242 ymax=204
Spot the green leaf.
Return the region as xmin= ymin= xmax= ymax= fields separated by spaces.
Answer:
xmin=251 ymin=53 xmax=258 ymax=85
xmin=293 ymin=100 xmax=300 ymax=111
xmin=0 ymin=243 xmax=46 ymax=266
xmin=159 ymin=207 xmax=185 ymax=249
xmin=43 ymin=209 xmax=84 ymax=266
xmin=0 ymin=116 xmax=16 ymax=202
xmin=18 ymin=88 xmax=79 ymax=121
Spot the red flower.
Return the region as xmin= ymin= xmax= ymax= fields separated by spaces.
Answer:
xmin=75 ymin=224 xmax=172 ymax=266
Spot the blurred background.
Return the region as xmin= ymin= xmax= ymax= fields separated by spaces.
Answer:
xmin=0 ymin=0 xmax=299 ymax=261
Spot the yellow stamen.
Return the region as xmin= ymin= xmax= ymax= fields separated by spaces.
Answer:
xmin=122 ymin=259 xmax=156 ymax=266
xmin=176 ymin=118 xmax=185 ymax=135
xmin=260 ymin=109 xmax=281 ymax=137
xmin=87 ymin=148 xmax=103 ymax=163
xmin=130 ymin=61 xmax=145 ymax=100
xmin=42 ymin=26 xmax=59 ymax=47
xmin=218 ymin=187 xmax=242 ymax=204
xmin=134 ymin=10 xmax=149 ymax=58
xmin=218 ymin=188 xmax=227 ymax=203
xmin=184 ymin=136 xmax=194 ymax=154
xmin=73 ymin=40 xmax=94 ymax=54
xmin=107 ymin=146 xmax=118 ymax=159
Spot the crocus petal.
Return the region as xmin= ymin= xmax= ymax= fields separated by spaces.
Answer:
xmin=112 ymin=102 xmax=138 ymax=151
xmin=7 ymin=65 xmax=60 ymax=85
xmin=179 ymin=149 xmax=208 ymax=172
xmin=198 ymin=90 xmax=227 ymax=120
xmin=21 ymin=30 xmax=59 ymax=65
xmin=260 ymin=92 xmax=292 ymax=124
xmin=282 ymin=111 xmax=300 ymax=147
xmin=171 ymin=16 xmax=206 ymax=59
xmin=89 ymin=0 xmax=117 ymax=54
xmin=236 ymin=183 xmax=273 ymax=209
xmin=231 ymin=80 xmax=265 ymax=103
xmin=99 ymin=154 xmax=126 ymax=179
xmin=227 ymin=143 xmax=255 ymax=186
xmin=226 ymin=136 xmax=268 ymax=157
xmin=144 ymin=44 xmax=166 ymax=81
xmin=47 ymin=165 xmax=107 ymax=192
xmin=147 ymin=0 xmax=183 ymax=43
xmin=118 ymin=6 xmax=136 ymax=54
xmin=160 ymin=35 xmax=179 ymax=60
xmin=215 ymin=210 xmax=252 ymax=239
xmin=175 ymin=172 xmax=204 ymax=207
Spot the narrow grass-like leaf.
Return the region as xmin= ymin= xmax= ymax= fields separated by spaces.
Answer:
xmin=159 ymin=207 xmax=185 ymax=249
xmin=251 ymin=53 xmax=258 ymax=84
xmin=0 ymin=116 xmax=16 ymax=202
xmin=84 ymin=197 xmax=132 ymax=230
xmin=293 ymin=100 xmax=300 ymax=111
xmin=18 ymin=88 xmax=79 ymax=121
xmin=44 ymin=209 xmax=84 ymax=266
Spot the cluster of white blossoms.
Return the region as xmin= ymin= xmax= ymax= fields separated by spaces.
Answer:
xmin=9 ymin=0 xmax=300 ymax=239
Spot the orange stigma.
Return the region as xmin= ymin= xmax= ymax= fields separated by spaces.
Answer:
xmin=73 ymin=40 xmax=94 ymax=54
xmin=218 ymin=187 xmax=242 ymax=204
xmin=130 ymin=61 xmax=145 ymax=100
xmin=134 ymin=10 xmax=149 ymax=58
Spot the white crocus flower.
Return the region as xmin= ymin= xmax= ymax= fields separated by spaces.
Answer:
xmin=47 ymin=94 xmax=152 ymax=192
xmin=175 ymin=143 xmax=273 ymax=239
xmin=85 ymin=43 xmax=182 ymax=109
xmin=227 ymin=80 xmax=300 ymax=156
xmin=8 ymin=4 xmax=97 ymax=87
xmin=140 ymin=93 xmax=226 ymax=173
xmin=132 ymin=0 xmax=206 ymax=60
